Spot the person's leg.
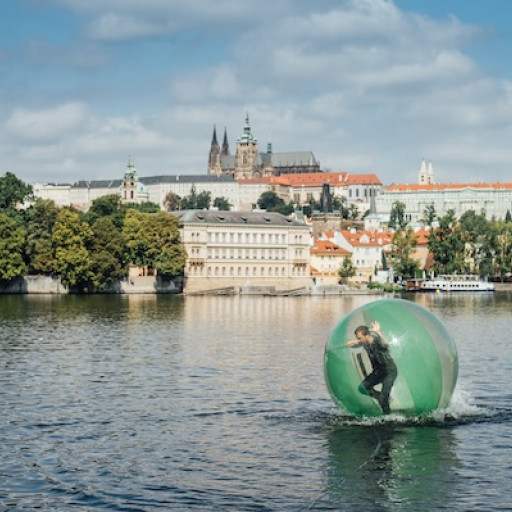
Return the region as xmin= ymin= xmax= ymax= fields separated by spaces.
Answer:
xmin=379 ymin=370 xmax=397 ymax=414
xmin=359 ymin=371 xmax=381 ymax=400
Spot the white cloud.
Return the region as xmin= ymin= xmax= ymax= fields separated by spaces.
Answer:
xmin=6 ymin=103 xmax=89 ymax=142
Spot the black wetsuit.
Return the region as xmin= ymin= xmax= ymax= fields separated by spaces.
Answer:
xmin=360 ymin=332 xmax=397 ymax=414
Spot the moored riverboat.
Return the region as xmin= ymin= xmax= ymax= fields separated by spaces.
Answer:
xmin=417 ymin=274 xmax=494 ymax=292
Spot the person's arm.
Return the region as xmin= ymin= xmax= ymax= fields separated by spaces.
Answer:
xmin=370 ymin=321 xmax=390 ymax=348
xmin=347 ymin=338 xmax=360 ymax=347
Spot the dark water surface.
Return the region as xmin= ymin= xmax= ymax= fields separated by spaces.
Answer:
xmin=1 ymin=293 xmax=511 ymax=511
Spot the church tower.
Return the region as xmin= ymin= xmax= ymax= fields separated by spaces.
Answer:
xmin=234 ymin=113 xmax=259 ymax=180
xmin=418 ymin=159 xmax=435 ymax=185
xmin=208 ymin=125 xmax=222 ymax=175
xmin=121 ymin=158 xmax=148 ymax=204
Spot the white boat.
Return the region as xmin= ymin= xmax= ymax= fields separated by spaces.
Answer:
xmin=419 ymin=274 xmax=495 ymax=292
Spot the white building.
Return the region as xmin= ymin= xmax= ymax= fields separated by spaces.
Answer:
xmin=376 ymin=182 xmax=512 ymax=223
xmin=174 ymin=210 xmax=312 ymax=293
xmin=327 ymin=229 xmax=393 ymax=284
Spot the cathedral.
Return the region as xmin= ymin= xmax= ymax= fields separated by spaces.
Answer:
xmin=208 ymin=114 xmax=321 ymax=180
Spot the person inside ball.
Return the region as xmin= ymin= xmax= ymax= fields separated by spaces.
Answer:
xmin=347 ymin=321 xmax=398 ymax=414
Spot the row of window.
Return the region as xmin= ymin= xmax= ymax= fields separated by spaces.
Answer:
xmin=188 ymin=231 xmax=305 ymax=244
xmin=187 ymin=266 xmax=308 ymax=276
xmin=188 ymin=248 xmax=306 ymax=260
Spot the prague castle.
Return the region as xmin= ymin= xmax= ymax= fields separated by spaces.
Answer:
xmin=208 ymin=114 xmax=321 ymax=179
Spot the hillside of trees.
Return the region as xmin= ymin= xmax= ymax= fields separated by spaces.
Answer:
xmin=0 ymin=173 xmax=187 ymax=292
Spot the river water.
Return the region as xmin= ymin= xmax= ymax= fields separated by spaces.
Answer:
xmin=1 ymin=293 xmax=511 ymax=511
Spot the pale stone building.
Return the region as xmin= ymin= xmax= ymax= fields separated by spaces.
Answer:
xmin=174 ymin=210 xmax=312 ymax=293
xmin=376 ymin=182 xmax=512 ymax=223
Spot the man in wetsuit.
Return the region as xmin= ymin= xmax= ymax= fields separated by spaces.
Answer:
xmin=347 ymin=321 xmax=397 ymax=414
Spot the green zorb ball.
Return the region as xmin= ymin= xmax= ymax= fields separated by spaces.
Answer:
xmin=324 ymin=299 xmax=458 ymax=417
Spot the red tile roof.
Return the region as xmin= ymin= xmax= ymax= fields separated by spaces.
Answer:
xmin=340 ymin=230 xmax=393 ymax=247
xmin=385 ymin=182 xmax=512 ymax=192
xmin=311 ymin=239 xmax=351 ymax=255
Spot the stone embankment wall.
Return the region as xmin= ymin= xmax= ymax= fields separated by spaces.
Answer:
xmin=0 ymin=275 xmax=183 ymax=294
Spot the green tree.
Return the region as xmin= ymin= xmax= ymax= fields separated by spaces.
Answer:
xmin=52 ymin=208 xmax=93 ymax=289
xmin=389 ymin=200 xmax=407 ymax=228
xmin=213 ymin=196 xmax=232 ymax=210
xmin=88 ymin=217 xmax=127 ymax=291
xmin=0 ymin=212 xmax=26 ymax=281
xmin=338 ymin=256 xmax=356 ymax=284
xmin=427 ymin=210 xmax=466 ymax=274
xmin=391 ymin=228 xmax=419 ymax=279
xmin=0 ymin=172 xmax=33 ymax=210
xmin=505 ymin=210 xmax=512 ymax=223
xmin=123 ymin=210 xmax=186 ymax=277
xmin=421 ymin=203 xmax=437 ymax=226
xmin=257 ymin=191 xmax=294 ymax=215
xmin=348 ymin=204 xmax=360 ymax=220
xmin=25 ymin=199 xmax=59 ymax=274
xmin=84 ymin=194 xmax=125 ymax=229
xmin=180 ymin=186 xmax=199 ymax=209
xmin=257 ymin=191 xmax=285 ymax=211
xmin=196 ymin=191 xmax=211 ymax=210
xmin=459 ymin=210 xmax=494 ymax=276
xmin=164 ymin=192 xmax=181 ymax=211
xmin=130 ymin=201 xmax=161 ymax=213
xmin=495 ymin=220 xmax=512 ymax=280
xmin=332 ymin=196 xmax=350 ymax=219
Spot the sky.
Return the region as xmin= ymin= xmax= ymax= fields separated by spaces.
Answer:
xmin=1 ymin=0 xmax=512 ymax=186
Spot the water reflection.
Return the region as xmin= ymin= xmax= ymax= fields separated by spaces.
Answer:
xmin=322 ymin=424 xmax=460 ymax=510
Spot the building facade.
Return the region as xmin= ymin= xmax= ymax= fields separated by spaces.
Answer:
xmin=310 ymin=239 xmax=351 ymax=285
xmin=376 ymin=182 xmax=512 ymax=223
xmin=208 ymin=114 xmax=321 ymax=179
xmin=329 ymin=229 xmax=393 ymax=284
xmin=174 ymin=210 xmax=312 ymax=293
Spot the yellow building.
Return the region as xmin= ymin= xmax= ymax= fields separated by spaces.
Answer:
xmin=174 ymin=210 xmax=311 ymax=293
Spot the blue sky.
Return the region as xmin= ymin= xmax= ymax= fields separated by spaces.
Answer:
xmin=1 ymin=0 xmax=512 ymax=186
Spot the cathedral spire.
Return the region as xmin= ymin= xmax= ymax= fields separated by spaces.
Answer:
xmin=221 ymin=127 xmax=230 ymax=156
xmin=211 ymin=124 xmax=219 ymax=146
xmin=208 ymin=124 xmax=221 ymax=175
xmin=237 ymin=113 xmax=257 ymax=144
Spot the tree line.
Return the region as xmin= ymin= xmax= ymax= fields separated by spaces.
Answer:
xmin=0 ymin=173 xmax=186 ymax=291
xmin=390 ymin=206 xmax=512 ymax=281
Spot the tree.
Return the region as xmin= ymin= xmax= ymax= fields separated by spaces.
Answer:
xmin=421 ymin=203 xmax=437 ymax=226
xmin=427 ymin=210 xmax=466 ymax=274
xmin=338 ymin=256 xmax=356 ymax=284
xmin=25 ymin=199 xmax=59 ymax=274
xmin=164 ymin=192 xmax=181 ymax=211
xmin=0 ymin=212 xmax=26 ymax=281
xmin=52 ymin=208 xmax=93 ymax=289
xmin=84 ymin=194 xmax=126 ymax=229
xmin=257 ymin=191 xmax=285 ymax=211
xmin=506 ymin=210 xmax=512 ymax=223
xmin=348 ymin=204 xmax=360 ymax=220
xmin=88 ymin=217 xmax=127 ymax=290
xmin=180 ymin=186 xmax=199 ymax=210
xmin=123 ymin=210 xmax=187 ymax=278
xmin=495 ymin=221 xmax=512 ymax=280
xmin=391 ymin=228 xmax=419 ymax=279
xmin=130 ymin=201 xmax=161 ymax=213
xmin=332 ymin=196 xmax=350 ymax=219
xmin=389 ymin=201 xmax=406 ymax=228
xmin=459 ymin=210 xmax=494 ymax=275
xmin=213 ymin=196 xmax=231 ymax=211
xmin=196 ymin=191 xmax=211 ymax=210
xmin=0 ymin=172 xmax=33 ymax=210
